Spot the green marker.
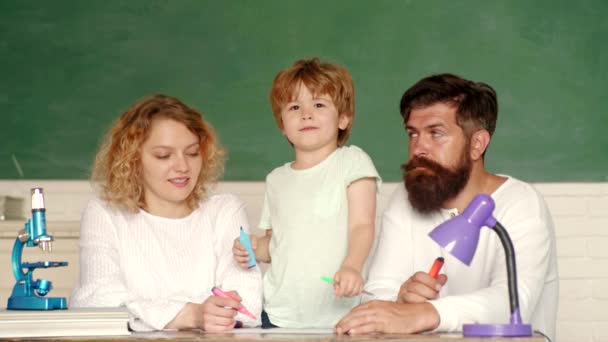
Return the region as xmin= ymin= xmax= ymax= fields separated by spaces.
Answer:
xmin=320 ymin=276 xmax=374 ymax=296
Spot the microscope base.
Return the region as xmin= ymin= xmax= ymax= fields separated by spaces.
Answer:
xmin=7 ymin=284 xmax=67 ymax=310
xmin=7 ymin=296 xmax=67 ymax=310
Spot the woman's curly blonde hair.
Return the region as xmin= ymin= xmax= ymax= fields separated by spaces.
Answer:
xmin=92 ymin=94 xmax=225 ymax=212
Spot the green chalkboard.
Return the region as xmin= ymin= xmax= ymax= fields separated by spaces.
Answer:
xmin=1 ymin=1 xmax=607 ymax=182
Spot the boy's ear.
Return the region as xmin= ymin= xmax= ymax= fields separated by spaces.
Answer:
xmin=338 ymin=113 xmax=351 ymax=130
xmin=470 ymin=129 xmax=491 ymax=160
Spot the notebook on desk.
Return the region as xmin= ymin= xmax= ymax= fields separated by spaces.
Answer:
xmin=0 ymin=307 xmax=130 ymax=338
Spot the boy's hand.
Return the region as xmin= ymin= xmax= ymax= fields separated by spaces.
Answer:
xmin=232 ymin=235 xmax=258 ymax=269
xmin=334 ymin=266 xmax=364 ymax=297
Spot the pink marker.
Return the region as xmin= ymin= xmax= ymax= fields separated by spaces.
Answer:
xmin=211 ymin=287 xmax=256 ymax=320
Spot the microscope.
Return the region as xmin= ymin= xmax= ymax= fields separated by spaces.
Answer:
xmin=7 ymin=188 xmax=68 ymax=310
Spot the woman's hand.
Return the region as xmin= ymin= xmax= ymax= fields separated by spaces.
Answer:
xmin=165 ymin=292 xmax=243 ymax=331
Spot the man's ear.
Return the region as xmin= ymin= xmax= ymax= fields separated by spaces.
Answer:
xmin=470 ymin=129 xmax=491 ymax=160
xmin=338 ymin=113 xmax=351 ymax=130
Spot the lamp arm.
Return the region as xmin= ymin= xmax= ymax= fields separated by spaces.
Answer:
xmin=492 ymin=221 xmax=520 ymax=316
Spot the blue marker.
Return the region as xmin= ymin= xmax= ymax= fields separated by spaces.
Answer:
xmin=239 ymin=227 xmax=257 ymax=268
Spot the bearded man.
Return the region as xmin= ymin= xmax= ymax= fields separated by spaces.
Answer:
xmin=336 ymin=74 xmax=558 ymax=341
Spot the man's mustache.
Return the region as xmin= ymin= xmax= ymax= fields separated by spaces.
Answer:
xmin=403 ymin=157 xmax=445 ymax=174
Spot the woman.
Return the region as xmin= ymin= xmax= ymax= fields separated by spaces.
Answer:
xmin=70 ymin=94 xmax=262 ymax=331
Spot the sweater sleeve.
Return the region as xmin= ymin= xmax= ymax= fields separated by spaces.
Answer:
xmin=70 ymin=199 xmax=129 ymax=308
xmin=364 ymin=187 xmax=414 ymax=301
xmin=126 ymin=299 xmax=186 ymax=331
xmin=213 ymin=195 xmax=263 ymax=327
xmin=69 ymin=199 xmax=185 ymax=331
xmin=430 ymin=199 xmax=553 ymax=333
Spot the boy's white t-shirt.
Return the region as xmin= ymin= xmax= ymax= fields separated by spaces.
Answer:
xmin=259 ymin=145 xmax=381 ymax=328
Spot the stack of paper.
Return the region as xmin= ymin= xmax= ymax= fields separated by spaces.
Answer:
xmin=0 ymin=307 xmax=130 ymax=338
xmin=0 ymin=195 xmax=24 ymax=220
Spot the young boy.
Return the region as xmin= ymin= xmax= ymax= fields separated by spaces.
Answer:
xmin=233 ymin=58 xmax=381 ymax=328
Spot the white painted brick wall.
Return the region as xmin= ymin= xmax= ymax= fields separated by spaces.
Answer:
xmin=593 ymin=323 xmax=608 ymax=342
xmin=537 ymin=183 xmax=608 ymax=342
xmin=0 ymin=180 xmax=606 ymax=342
xmin=589 ymin=238 xmax=608 ymax=258
xmin=559 ymin=322 xmax=592 ymax=342
xmin=592 ymin=280 xmax=608 ymax=299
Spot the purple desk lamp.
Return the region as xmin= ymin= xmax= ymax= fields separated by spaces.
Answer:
xmin=428 ymin=194 xmax=532 ymax=337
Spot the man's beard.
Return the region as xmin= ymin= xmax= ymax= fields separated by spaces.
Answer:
xmin=401 ymin=148 xmax=472 ymax=214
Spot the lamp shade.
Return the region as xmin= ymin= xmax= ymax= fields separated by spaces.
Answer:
xmin=428 ymin=194 xmax=497 ymax=265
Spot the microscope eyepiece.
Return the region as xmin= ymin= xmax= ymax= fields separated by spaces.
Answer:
xmin=31 ymin=188 xmax=45 ymax=210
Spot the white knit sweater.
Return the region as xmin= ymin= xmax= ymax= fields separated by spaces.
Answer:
xmin=70 ymin=193 xmax=263 ymax=331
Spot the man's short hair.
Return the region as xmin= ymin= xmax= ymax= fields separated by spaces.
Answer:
xmin=399 ymin=73 xmax=498 ymax=138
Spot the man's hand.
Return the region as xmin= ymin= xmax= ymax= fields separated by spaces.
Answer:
xmin=334 ymin=265 xmax=364 ymax=297
xmin=165 ymin=292 xmax=242 ymax=331
xmin=335 ymin=300 xmax=440 ymax=335
xmin=397 ymin=271 xmax=448 ymax=303
xmin=232 ymin=235 xmax=258 ymax=269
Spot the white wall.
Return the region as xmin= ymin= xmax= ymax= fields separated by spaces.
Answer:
xmin=0 ymin=180 xmax=606 ymax=342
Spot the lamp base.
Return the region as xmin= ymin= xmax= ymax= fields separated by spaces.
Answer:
xmin=463 ymin=323 xmax=532 ymax=337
